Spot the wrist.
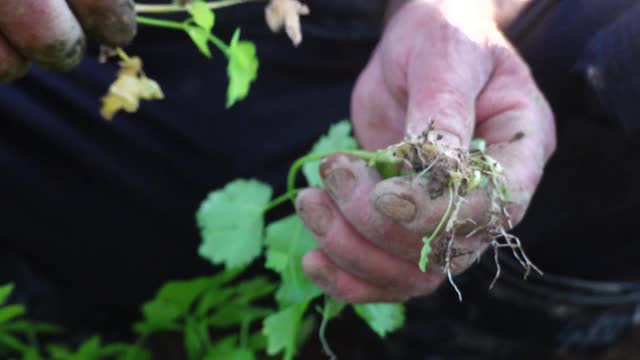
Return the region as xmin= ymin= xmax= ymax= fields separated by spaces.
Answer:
xmin=386 ymin=0 xmax=501 ymax=45
xmin=386 ymin=0 xmax=531 ymax=29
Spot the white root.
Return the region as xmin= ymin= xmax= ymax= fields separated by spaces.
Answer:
xmin=391 ymin=122 xmax=541 ymax=298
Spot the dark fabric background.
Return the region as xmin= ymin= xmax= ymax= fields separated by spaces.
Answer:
xmin=0 ymin=0 xmax=639 ymax=351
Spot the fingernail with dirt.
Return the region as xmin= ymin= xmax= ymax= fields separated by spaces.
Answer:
xmin=321 ymin=164 xmax=356 ymax=201
xmin=297 ymin=201 xmax=333 ymax=237
xmin=374 ymin=193 xmax=417 ymax=223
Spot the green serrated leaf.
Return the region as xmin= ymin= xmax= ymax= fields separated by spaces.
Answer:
xmin=47 ymin=344 xmax=73 ymax=359
xmin=100 ymin=343 xmax=150 ymax=360
xmin=208 ymin=305 xmax=272 ymax=328
xmin=198 ymin=179 xmax=272 ymax=268
xmin=0 ymin=304 xmax=25 ymax=323
xmin=132 ymin=320 xmax=181 ymax=336
xmin=207 ymin=347 xmax=255 ymax=360
xmin=140 ymin=277 xmax=211 ymax=324
xmin=196 ymin=288 xmax=235 ymax=317
xmin=23 ymin=348 xmax=44 ymax=360
xmin=0 ymin=333 xmax=28 ymax=353
xmin=353 ymin=303 xmax=405 ymax=338
xmin=206 ymin=336 xmax=255 ymax=360
xmin=226 ymin=29 xmax=259 ymax=108
xmin=186 ymin=25 xmax=212 ymax=58
xmin=76 ymin=336 xmax=102 ymax=359
xmin=117 ymin=345 xmax=150 ymax=360
xmin=302 ymin=121 xmax=358 ymax=187
xmin=262 ymin=302 xmax=308 ymax=360
xmin=230 ymin=277 xmax=277 ymax=304
xmin=264 ymin=215 xmax=322 ymax=306
xmin=188 ymin=1 xmax=215 ymax=31
xmin=135 ymin=274 xmax=237 ymax=335
xmin=0 ymin=284 xmax=14 ymax=305
xmin=0 ymin=320 xmax=62 ymax=334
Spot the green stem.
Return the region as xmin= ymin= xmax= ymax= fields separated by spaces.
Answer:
xmin=135 ymin=0 xmax=265 ymax=14
xmin=286 ymin=149 xmax=379 ymax=194
xmin=136 ymin=16 xmax=230 ymax=55
xmin=136 ymin=16 xmax=186 ymax=30
xmin=419 ymin=181 xmax=455 ymax=271
xmin=116 ymin=47 xmax=130 ymax=61
xmin=207 ymin=33 xmax=230 ymax=55
xmin=263 ymin=189 xmax=301 ymax=213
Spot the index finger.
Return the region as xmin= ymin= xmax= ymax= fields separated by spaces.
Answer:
xmin=0 ymin=0 xmax=85 ymax=71
xmin=67 ymin=0 xmax=137 ymax=46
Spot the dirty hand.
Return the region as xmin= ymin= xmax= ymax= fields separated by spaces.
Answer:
xmin=296 ymin=0 xmax=556 ymax=303
xmin=0 ymin=0 xmax=137 ymax=82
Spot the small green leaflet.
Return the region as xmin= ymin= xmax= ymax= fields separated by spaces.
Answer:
xmin=262 ymin=302 xmax=308 ymax=360
xmin=353 ymin=303 xmax=405 ymax=338
xmin=135 ymin=270 xmax=243 ymax=334
xmin=207 ymin=336 xmax=255 ymax=360
xmin=302 ymin=121 xmax=358 ymax=187
xmin=48 ymin=336 xmax=102 ymax=360
xmin=188 ymin=1 xmax=215 ymax=31
xmin=186 ymin=26 xmax=212 ymax=58
xmin=0 ymin=321 xmax=61 ymax=334
xmin=0 ymin=283 xmax=14 ymax=305
xmin=101 ymin=343 xmax=150 ymax=360
xmin=184 ymin=0 xmax=216 ymax=58
xmin=419 ymin=236 xmax=433 ymax=271
xmin=226 ymin=28 xmax=259 ymax=108
xmin=469 ymin=138 xmax=487 ymax=153
xmin=139 ymin=277 xmax=215 ymax=326
xmin=0 ymin=304 xmax=25 ymax=324
xmin=264 ymin=215 xmax=322 ymax=306
xmin=47 ymin=336 xmax=150 ymax=360
xmin=0 ymin=333 xmax=28 ymax=353
xmin=197 ymin=179 xmax=272 ymax=268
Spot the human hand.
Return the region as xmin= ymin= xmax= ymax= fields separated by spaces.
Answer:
xmin=0 ymin=0 xmax=136 ymax=82
xmin=295 ymin=0 xmax=556 ymax=303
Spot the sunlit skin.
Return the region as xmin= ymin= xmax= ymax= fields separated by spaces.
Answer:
xmin=296 ymin=0 xmax=556 ymax=303
xmin=0 ymin=0 xmax=555 ymax=304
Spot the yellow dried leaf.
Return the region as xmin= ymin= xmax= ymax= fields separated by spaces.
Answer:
xmin=100 ymin=56 xmax=164 ymax=121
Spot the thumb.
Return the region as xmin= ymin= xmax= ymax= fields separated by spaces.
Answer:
xmin=400 ymin=10 xmax=496 ymax=147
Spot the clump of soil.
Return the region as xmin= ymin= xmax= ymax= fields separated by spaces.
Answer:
xmin=382 ymin=123 xmax=541 ymax=299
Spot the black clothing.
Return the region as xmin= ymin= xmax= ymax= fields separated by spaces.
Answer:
xmin=1 ymin=0 xmax=640 ymax=358
xmin=0 ymin=4 xmax=377 ymax=332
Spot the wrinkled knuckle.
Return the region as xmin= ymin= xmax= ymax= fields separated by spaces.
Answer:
xmin=331 ymin=282 xmax=360 ymax=304
xmin=95 ymin=19 xmax=137 ymax=47
xmin=407 ymin=276 xmax=438 ymax=297
xmin=432 ymin=85 xmax=472 ymax=124
xmin=319 ymin=233 xmax=340 ymax=254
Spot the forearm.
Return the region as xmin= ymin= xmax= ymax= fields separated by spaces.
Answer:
xmin=386 ymin=0 xmax=535 ymax=29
